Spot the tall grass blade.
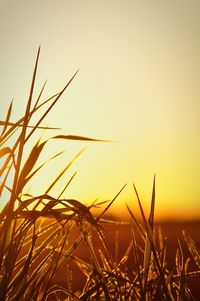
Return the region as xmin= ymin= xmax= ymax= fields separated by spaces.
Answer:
xmin=45 ymin=148 xmax=85 ymax=195
xmin=0 ymin=99 xmax=13 ymax=136
xmin=126 ymin=204 xmax=145 ymax=239
xmin=81 ymin=228 xmax=111 ymax=301
xmin=32 ymin=79 xmax=47 ymax=111
xmin=40 ymin=234 xmax=68 ymax=301
xmin=177 ymin=238 xmax=187 ymax=301
xmin=0 ymin=164 xmax=12 ymax=197
xmin=132 ymin=182 xmax=171 ymax=301
xmin=143 ymin=175 xmax=155 ymax=292
xmin=57 ymin=171 xmax=77 ymax=198
xmin=11 ymin=47 xmax=41 ymax=210
xmin=25 ymin=69 xmax=79 ymax=143
xmin=97 ymin=184 xmax=127 ymax=221
xmin=131 ymin=225 xmax=144 ymax=299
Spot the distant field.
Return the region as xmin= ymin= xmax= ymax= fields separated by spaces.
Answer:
xmin=52 ymin=219 xmax=200 ymax=299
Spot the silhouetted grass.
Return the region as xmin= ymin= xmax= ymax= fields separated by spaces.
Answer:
xmin=0 ymin=49 xmax=199 ymax=300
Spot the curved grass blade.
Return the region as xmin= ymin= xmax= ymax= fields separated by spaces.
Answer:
xmin=52 ymin=134 xmax=112 ymax=142
xmin=16 ymin=140 xmax=46 ymax=196
xmin=25 ymin=150 xmax=65 ymax=186
xmin=0 ymin=147 xmax=16 ymax=179
xmin=32 ymin=148 xmax=85 ymax=211
xmin=46 ymin=286 xmax=81 ymax=301
xmin=0 ymin=147 xmax=12 ymax=158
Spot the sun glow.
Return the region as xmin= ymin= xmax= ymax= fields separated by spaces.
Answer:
xmin=1 ymin=1 xmax=200 ymax=220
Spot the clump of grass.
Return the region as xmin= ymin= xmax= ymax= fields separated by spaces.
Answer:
xmin=0 ymin=49 xmax=199 ymax=300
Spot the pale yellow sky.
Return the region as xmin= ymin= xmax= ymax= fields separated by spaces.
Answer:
xmin=0 ymin=1 xmax=200 ymax=220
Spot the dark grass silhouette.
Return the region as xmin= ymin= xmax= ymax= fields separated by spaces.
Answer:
xmin=0 ymin=49 xmax=199 ymax=300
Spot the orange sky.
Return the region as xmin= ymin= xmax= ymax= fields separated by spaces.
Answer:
xmin=0 ymin=1 xmax=200 ymax=220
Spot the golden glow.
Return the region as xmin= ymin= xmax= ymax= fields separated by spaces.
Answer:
xmin=0 ymin=1 xmax=200 ymax=220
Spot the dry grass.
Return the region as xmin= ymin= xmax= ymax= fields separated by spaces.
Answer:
xmin=0 ymin=49 xmax=199 ymax=300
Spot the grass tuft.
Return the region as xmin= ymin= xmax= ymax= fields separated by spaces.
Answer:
xmin=0 ymin=50 xmax=199 ymax=300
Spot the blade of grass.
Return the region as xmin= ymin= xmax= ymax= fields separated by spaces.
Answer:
xmin=25 ymin=69 xmax=79 ymax=143
xmin=0 ymin=99 xmax=13 ymax=135
xmin=0 ymin=92 xmax=60 ymax=146
xmin=0 ymin=147 xmax=14 ymax=160
xmin=131 ymin=225 xmax=144 ymax=299
xmin=126 ymin=204 xmax=145 ymax=240
xmin=10 ymin=47 xmax=41 ymax=210
xmin=132 ymin=182 xmax=171 ymax=301
xmin=8 ymin=224 xmax=37 ymax=300
xmin=183 ymin=231 xmax=200 ymax=269
xmin=57 ymin=171 xmax=77 ymax=199
xmin=32 ymin=148 xmax=85 ymax=211
xmin=81 ymin=226 xmax=112 ymax=301
xmin=31 ymin=79 xmax=47 ymax=112
xmin=16 ymin=140 xmax=46 ymax=196
xmin=143 ymin=175 xmax=156 ymax=293
xmin=0 ymin=164 xmax=13 ymax=197
xmin=45 ymin=148 xmax=84 ymax=195
xmin=52 ymin=134 xmax=112 ymax=142
xmin=0 ymin=121 xmax=61 ymax=130
xmin=177 ymin=238 xmax=186 ymax=301
xmin=24 ymin=150 xmax=65 ymax=187
xmin=46 ymin=286 xmax=81 ymax=301
xmin=40 ymin=233 xmax=68 ymax=301
xmin=96 ymin=184 xmax=127 ymax=221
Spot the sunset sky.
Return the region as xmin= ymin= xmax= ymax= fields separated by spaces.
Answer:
xmin=0 ymin=1 xmax=200 ymax=220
